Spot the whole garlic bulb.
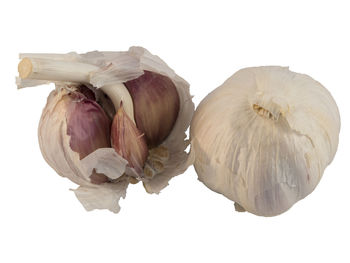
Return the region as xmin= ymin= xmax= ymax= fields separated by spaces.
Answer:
xmin=190 ymin=66 xmax=340 ymax=216
xmin=17 ymin=47 xmax=195 ymax=213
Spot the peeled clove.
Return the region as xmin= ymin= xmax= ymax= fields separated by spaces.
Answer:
xmin=111 ymin=104 xmax=148 ymax=174
xmin=124 ymin=71 xmax=180 ymax=147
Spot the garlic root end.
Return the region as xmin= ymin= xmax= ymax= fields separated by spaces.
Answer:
xmin=234 ymin=202 xmax=246 ymax=212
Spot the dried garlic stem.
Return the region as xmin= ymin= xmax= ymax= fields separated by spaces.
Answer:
xmin=19 ymin=53 xmax=78 ymax=61
xmin=100 ymin=84 xmax=135 ymax=123
xmin=18 ymin=57 xmax=135 ymax=122
xmin=18 ymin=57 xmax=98 ymax=83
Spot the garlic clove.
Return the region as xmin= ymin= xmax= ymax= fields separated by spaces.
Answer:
xmin=65 ymin=92 xmax=111 ymax=160
xmin=63 ymin=91 xmax=112 ymax=184
xmin=124 ymin=71 xmax=180 ymax=147
xmin=111 ymin=103 xmax=148 ymax=174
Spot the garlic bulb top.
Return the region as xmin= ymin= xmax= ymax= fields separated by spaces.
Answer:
xmin=190 ymin=66 xmax=340 ymax=216
xmin=17 ymin=47 xmax=195 ymax=213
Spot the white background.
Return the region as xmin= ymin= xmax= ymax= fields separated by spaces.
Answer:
xmin=1 ymin=0 xmax=349 ymax=262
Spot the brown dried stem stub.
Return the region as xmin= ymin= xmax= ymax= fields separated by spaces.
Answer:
xmin=143 ymin=145 xmax=169 ymax=178
xmin=252 ymin=104 xmax=276 ymax=120
xmin=149 ymin=145 xmax=170 ymax=160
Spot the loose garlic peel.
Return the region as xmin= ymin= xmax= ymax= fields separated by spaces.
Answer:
xmin=18 ymin=47 xmax=195 ymax=212
xmin=190 ymin=66 xmax=340 ymax=216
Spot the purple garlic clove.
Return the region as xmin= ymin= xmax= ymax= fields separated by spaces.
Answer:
xmin=64 ymin=91 xmax=112 ymax=184
xmin=124 ymin=71 xmax=180 ymax=147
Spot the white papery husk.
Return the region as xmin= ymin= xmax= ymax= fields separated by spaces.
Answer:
xmin=20 ymin=47 xmax=194 ymax=212
xmin=190 ymin=66 xmax=340 ymax=216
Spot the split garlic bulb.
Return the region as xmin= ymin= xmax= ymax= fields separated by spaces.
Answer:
xmin=190 ymin=66 xmax=340 ymax=216
xmin=17 ymin=47 xmax=194 ymax=213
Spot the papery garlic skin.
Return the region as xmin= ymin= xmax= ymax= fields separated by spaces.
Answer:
xmin=190 ymin=66 xmax=340 ymax=216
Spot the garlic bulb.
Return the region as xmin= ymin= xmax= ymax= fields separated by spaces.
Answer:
xmin=17 ymin=47 xmax=195 ymax=213
xmin=190 ymin=66 xmax=340 ymax=216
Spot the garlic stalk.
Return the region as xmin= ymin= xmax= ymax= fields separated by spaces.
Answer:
xmin=190 ymin=66 xmax=340 ymax=216
xmin=18 ymin=56 xmax=135 ymax=121
xmin=101 ymin=84 xmax=135 ymax=122
xmin=18 ymin=57 xmax=98 ymax=83
xmin=17 ymin=47 xmax=195 ymax=213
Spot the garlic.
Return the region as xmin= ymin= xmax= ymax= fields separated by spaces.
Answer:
xmin=38 ymin=86 xmax=129 ymax=213
xmin=124 ymin=70 xmax=180 ymax=147
xmin=111 ymin=104 xmax=148 ymax=174
xmin=101 ymin=83 xmax=135 ymax=123
xmin=190 ymin=66 xmax=340 ymax=216
xmin=65 ymin=90 xmax=111 ymax=160
xmin=64 ymin=88 xmax=112 ymax=184
xmin=17 ymin=47 xmax=195 ymax=213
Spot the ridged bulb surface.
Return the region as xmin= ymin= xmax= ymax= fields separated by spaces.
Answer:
xmin=190 ymin=66 xmax=340 ymax=216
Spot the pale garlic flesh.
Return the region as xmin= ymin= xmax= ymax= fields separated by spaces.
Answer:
xmin=17 ymin=47 xmax=195 ymax=213
xmin=190 ymin=66 xmax=340 ymax=216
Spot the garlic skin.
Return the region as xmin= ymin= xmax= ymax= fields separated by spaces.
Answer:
xmin=17 ymin=47 xmax=195 ymax=212
xmin=190 ymin=66 xmax=340 ymax=216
